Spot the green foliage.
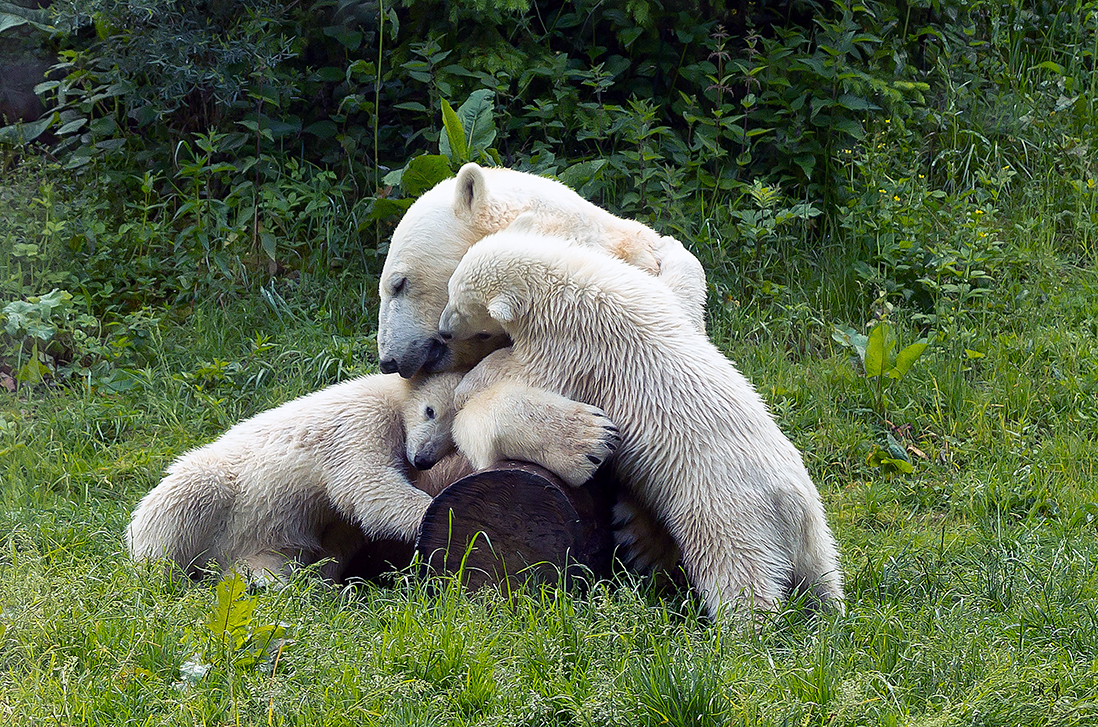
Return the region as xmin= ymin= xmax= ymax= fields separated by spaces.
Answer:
xmin=832 ymin=317 xmax=930 ymax=476
xmin=4 ymin=5 xmax=1098 ymax=724
xmin=1 ymin=0 xmax=1093 ymax=336
xmin=180 ymin=571 xmax=291 ymax=684
xmin=833 ymin=319 xmax=929 ymax=417
xmin=384 ymin=89 xmax=502 ymax=196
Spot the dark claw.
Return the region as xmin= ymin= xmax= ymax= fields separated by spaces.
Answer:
xmin=604 ymin=424 xmax=619 ymax=432
xmin=606 ymin=441 xmax=618 ymax=451
xmin=586 ymin=454 xmax=602 ymax=465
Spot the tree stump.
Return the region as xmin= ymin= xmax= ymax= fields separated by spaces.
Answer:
xmin=414 ymin=461 xmax=617 ymax=590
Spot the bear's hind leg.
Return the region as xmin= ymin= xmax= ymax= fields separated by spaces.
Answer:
xmin=127 ymin=459 xmax=237 ymax=578
xmin=666 ymin=510 xmax=789 ymax=620
xmin=788 ymin=513 xmax=846 ymax=613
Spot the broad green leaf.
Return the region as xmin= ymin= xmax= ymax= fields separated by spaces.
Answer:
xmin=37 ymin=288 xmax=72 ymax=309
xmin=867 ymin=447 xmax=914 ymax=474
xmin=260 ymin=232 xmax=277 ymax=261
xmin=56 ymin=117 xmax=87 ymax=136
xmin=890 ymin=340 xmax=928 ymax=379
xmin=830 ymin=116 xmax=866 ymax=140
xmin=885 ymin=432 xmax=911 ymax=463
xmin=964 ymin=348 xmax=986 ymax=360
xmin=207 ymin=572 xmax=254 ymax=639
xmin=439 ymin=99 xmax=468 ymax=164
xmin=89 ymin=116 xmax=118 ymax=135
xmin=345 ymin=60 xmax=376 ymax=80
xmin=365 ymin=197 xmax=414 ymax=222
xmin=864 ymin=322 xmax=889 ymax=377
xmin=837 ymin=93 xmax=879 ymax=111
xmin=381 ymin=167 xmax=403 ymax=187
xmin=619 ymin=25 xmax=644 ymax=48
xmin=1032 ymin=60 xmax=1064 ymax=75
xmin=16 ymin=341 xmax=49 ymax=384
xmin=0 ymin=14 xmax=28 ymax=33
xmin=558 ymin=159 xmax=607 ymax=190
xmin=303 ymin=120 xmax=337 ymax=139
xmin=456 ymin=89 xmax=496 ymax=158
xmin=830 ymin=325 xmax=867 ymax=366
xmin=401 ymin=154 xmax=452 ymax=197
xmin=0 ymin=112 xmax=55 ymax=144
xmin=0 ymin=5 xmax=50 ymax=33
xmin=322 ymin=25 xmax=361 ymax=51
xmin=33 ymin=80 xmax=59 ymax=95
xmin=793 ymin=154 xmax=816 ymax=180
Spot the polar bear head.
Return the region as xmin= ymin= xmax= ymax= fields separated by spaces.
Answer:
xmin=402 ymin=372 xmax=465 ymax=471
xmin=378 ymin=164 xmax=526 ymax=378
xmin=439 ymin=232 xmax=575 ymax=342
xmin=377 ymin=162 xmax=655 ymax=378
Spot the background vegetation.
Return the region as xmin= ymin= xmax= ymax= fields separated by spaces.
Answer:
xmin=2 ymin=0 xmax=1098 ymax=724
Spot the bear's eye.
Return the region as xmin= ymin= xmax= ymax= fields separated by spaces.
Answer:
xmin=424 ymin=406 xmax=435 ymax=420
xmin=391 ymin=276 xmax=407 ymax=295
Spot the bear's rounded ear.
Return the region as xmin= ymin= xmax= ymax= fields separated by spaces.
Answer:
xmin=486 ymin=293 xmax=517 ymax=324
xmin=454 ymin=163 xmax=487 ymax=217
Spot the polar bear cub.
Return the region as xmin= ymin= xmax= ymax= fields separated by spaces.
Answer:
xmin=439 ymin=233 xmax=844 ymax=618
xmin=126 ymin=372 xmax=466 ymax=582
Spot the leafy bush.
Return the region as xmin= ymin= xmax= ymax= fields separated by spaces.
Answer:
xmin=1 ymin=0 xmax=1097 ymax=413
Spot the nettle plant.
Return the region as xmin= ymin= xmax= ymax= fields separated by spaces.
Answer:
xmin=1 ymin=288 xmax=94 ymax=386
xmin=178 ymin=572 xmax=291 ymax=689
xmin=833 ymin=314 xmax=930 ymax=474
xmin=0 ymin=288 xmax=161 ymax=392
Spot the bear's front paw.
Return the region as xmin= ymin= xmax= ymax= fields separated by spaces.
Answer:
xmin=538 ymin=402 xmax=621 ymax=487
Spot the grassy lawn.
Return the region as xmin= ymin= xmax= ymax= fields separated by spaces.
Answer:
xmin=2 ymin=158 xmax=1097 ymax=725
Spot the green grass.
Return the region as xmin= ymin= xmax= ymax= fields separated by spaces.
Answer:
xmin=3 ymin=159 xmax=1098 ymax=726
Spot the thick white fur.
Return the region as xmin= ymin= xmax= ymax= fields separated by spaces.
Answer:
xmin=378 ymin=162 xmax=706 ymax=492
xmin=378 ymin=163 xmax=707 ymax=377
xmin=126 ymin=372 xmax=471 ymax=582
xmin=440 ymin=233 xmax=844 ymax=617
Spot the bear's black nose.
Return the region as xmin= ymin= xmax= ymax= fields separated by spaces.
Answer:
xmin=379 ymin=358 xmax=399 ymax=374
xmin=438 ymin=329 xmax=453 ymax=341
xmin=413 ymin=454 xmax=436 ymax=470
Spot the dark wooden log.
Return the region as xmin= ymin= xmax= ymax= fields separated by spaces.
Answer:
xmin=414 ymin=461 xmax=617 ymax=590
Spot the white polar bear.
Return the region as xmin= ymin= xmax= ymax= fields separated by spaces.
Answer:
xmin=126 ymin=372 xmax=471 ymax=582
xmin=438 ymin=232 xmax=844 ymax=617
xmin=378 ymin=162 xmax=706 ymax=496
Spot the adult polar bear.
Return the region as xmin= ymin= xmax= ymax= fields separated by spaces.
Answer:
xmin=439 ymin=233 xmax=844 ymax=616
xmin=378 ymin=163 xmax=707 ymax=493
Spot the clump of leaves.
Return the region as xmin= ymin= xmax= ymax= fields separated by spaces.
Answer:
xmin=2 ymin=288 xmax=87 ymax=385
xmin=178 ymin=571 xmax=291 ymax=688
xmin=833 ymin=318 xmax=930 ymax=474
xmin=384 ymin=89 xmax=501 ymax=200
xmin=833 ymin=319 xmax=929 ymax=419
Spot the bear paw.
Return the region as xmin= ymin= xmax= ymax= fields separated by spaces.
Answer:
xmin=613 ymin=497 xmax=682 ymax=576
xmin=538 ymin=402 xmax=621 ymax=487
